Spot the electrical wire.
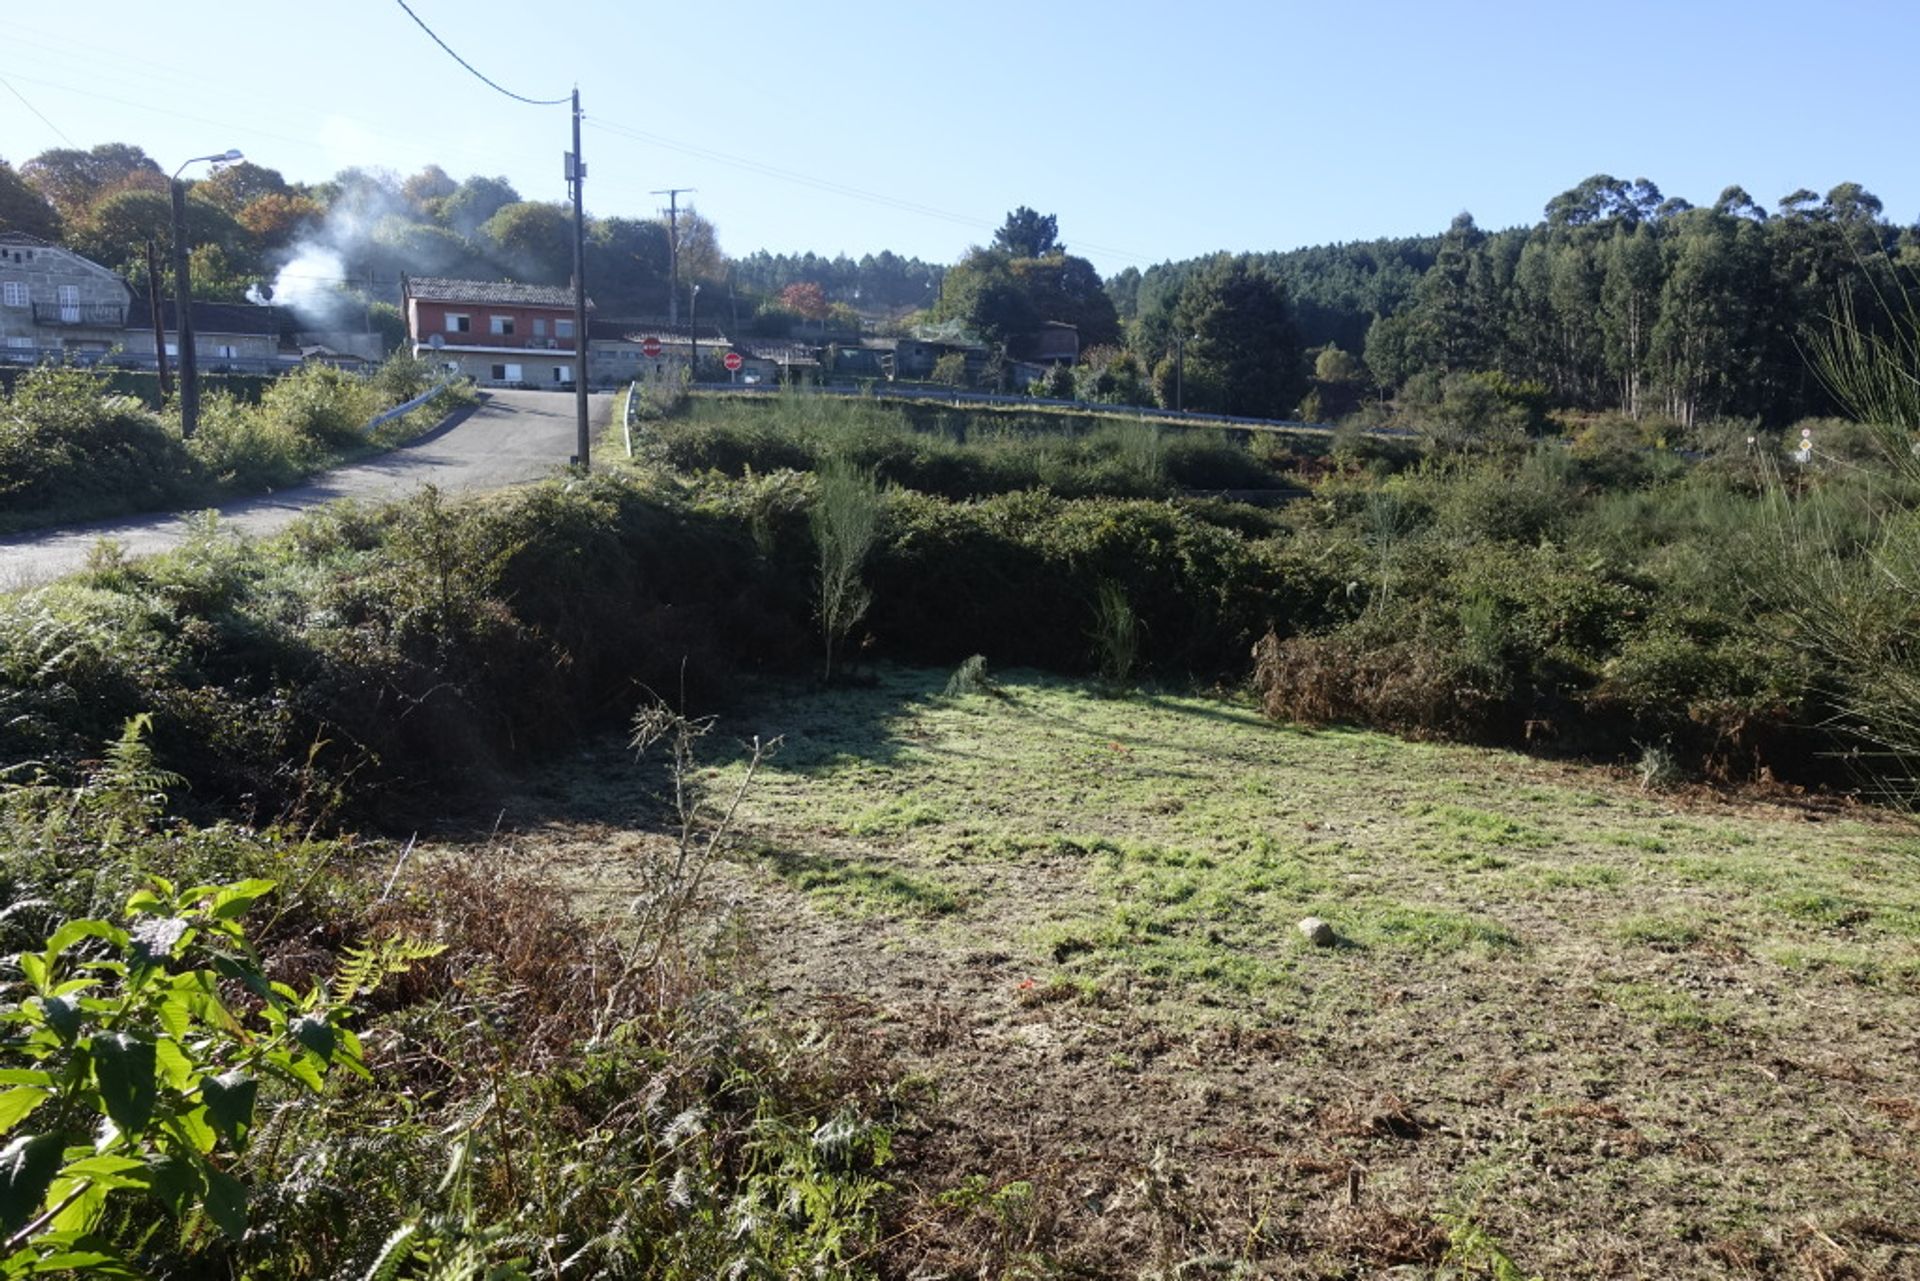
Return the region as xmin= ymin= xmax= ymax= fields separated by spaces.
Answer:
xmin=583 ymin=116 xmax=1152 ymax=265
xmin=8 ymin=17 xmax=1149 ymax=268
xmin=0 ymin=74 xmax=76 ymax=146
xmin=391 ymin=0 xmax=570 ymax=107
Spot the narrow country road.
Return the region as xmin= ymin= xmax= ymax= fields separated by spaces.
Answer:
xmin=0 ymin=389 xmax=611 ymax=589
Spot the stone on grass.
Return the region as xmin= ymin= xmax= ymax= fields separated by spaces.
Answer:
xmin=1297 ymin=916 xmax=1336 ymax=947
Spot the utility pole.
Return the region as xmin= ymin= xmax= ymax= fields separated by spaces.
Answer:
xmin=689 ymin=283 xmax=700 ymax=384
xmin=144 ymin=238 xmax=172 ymax=398
xmin=567 ymin=88 xmax=591 ymax=469
xmin=651 ymin=187 xmax=694 ymax=326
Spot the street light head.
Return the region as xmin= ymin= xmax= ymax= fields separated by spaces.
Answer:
xmin=221 ymin=149 xmax=244 ymax=163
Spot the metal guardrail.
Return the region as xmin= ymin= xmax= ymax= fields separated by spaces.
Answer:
xmin=30 ymin=303 xmax=128 ymax=327
xmin=684 ymin=381 xmax=1420 ymax=439
xmin=362 ymin=381 xmax=456 ymax=435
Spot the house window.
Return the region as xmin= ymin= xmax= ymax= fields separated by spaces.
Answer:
xmin=555 ymin=319 xmax=574 ymax=340
xmin=6 ymin=336 xmax=32 ymax=349
xmin=164 ymin=343 xmax=178 ymax=356
xmin=533 ymin=318 xmax=547 ymax=338
xmin=553 ymin=365 xmax=572 ymax=384
xmin=214 ymin=345 xmax=238 ymax=358
xmin=2 ymin=282 xmax=26 ymax=307
xmin=57 ymin=286 xmax=79 ymax=323
xmin=489 ymin=363 xmax=523 ymax=382
xmin=490 ymin=315 xmax=515 ymax=336
xmin=446 ymin=312 xmax=471 ymax=334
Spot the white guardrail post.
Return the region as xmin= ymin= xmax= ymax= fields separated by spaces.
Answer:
xmin=623 ymin=380 xmax=638 ymax=458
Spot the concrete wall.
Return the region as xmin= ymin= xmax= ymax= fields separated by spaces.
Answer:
xmin=121 ymin=330 xmax=279 ymax=362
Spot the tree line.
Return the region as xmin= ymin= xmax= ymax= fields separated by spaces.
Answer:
xmin=1116 ymin=175 xmax=1919 ymax=426
xmin=3 ymin=146 xmax=1912 ymax=425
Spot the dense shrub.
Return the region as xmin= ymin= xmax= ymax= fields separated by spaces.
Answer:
xmin=0 ymin=365 xmax=197 ymax=525
xmin=0 ymin=358 xmax=468 ymax=532
xmin=644 ymin=393 xmax=1302 ymax=501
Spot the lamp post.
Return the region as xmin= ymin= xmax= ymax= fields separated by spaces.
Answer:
xmin=169 ymin=149 xmax=242 ymax=438
xmin=689 ymin=283 xmax=701 ymax=384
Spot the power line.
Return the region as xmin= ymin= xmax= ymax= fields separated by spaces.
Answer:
xmin=391 ymin=0 xmax=570 ymax=107
xmin=10 ymin=21 xmax=1153 ymax=269
xmin=0 ymin=74 xmax=75 ymax=146
xmin=585 ymin=116 xmax=1153 ymax=265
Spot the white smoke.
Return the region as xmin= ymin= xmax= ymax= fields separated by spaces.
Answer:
xmin=265 ymin=243 xmax=350 ymax=323
xmin=249 ymin=177 xmax=398 ymax=327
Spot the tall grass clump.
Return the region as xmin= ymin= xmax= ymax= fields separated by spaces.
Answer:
xmin=1808 ymin=285 xmax=1920 ymax=471
xmin=812 ymin=458 xmax=881 ymax=682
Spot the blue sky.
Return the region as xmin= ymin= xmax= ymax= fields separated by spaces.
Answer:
xmin=4 ymin=1 xmax=1915 ymax=276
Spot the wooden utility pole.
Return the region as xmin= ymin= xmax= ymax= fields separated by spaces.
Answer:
xmin=567 ymin=87 xmax=591 ymax=469
xmin=651 ymin=187 xmax=694 ymax=326
xmin=144 ymin=238 xmax=172 ymax=398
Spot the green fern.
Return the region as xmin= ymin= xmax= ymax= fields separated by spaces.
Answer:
xmin=333 ymin=937 xmax=448 ymax=1003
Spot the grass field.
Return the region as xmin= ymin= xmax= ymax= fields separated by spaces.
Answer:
xmin=504 ymin=667 xmax=1920 ymax=1278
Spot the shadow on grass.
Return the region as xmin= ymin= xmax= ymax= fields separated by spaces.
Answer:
xmin=754 ymin=842 xmax=960 ymax=917
xmin=701 ymin=665 xmax=1324 ymax=786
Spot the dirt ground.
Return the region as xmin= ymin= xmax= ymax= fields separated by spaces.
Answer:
xmin=483 ymin=668 xmax=1920 ymax=1279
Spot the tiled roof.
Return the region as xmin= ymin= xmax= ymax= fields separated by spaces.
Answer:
xmin=127 ymin=296 xmax=284 ymax=336
xmin=590 ymin=318 xmax=724 ymax=342
xmin=406 ymin=276 xmax=588 ymax=309
xmin=738 ymin=341 xmax=820 ymax=363
xmin=0 ymin=232 xmax=56 ymax=248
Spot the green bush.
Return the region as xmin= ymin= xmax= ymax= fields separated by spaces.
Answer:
xmin=0 ymin=366 xmax=197 ymax=529
xmin=255 ymin=363 xmax=381 ymax=450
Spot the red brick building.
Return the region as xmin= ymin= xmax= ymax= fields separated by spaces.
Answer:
xmin=403 ymin=276 xmax=591 ymax=388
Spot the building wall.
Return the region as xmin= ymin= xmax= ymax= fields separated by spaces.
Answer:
xmin=121 ymin=330 xmax=279 ymax=362
xmin=0 ymin=243 xmax=131 ymax=352
xmin=425 ymin=349 xmax=578 ymax=388
xmin=408 ymin=298 xmax=577 ymax=353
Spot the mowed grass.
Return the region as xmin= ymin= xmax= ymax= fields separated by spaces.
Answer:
xmin=565 ymin=667 xmax=1920 ymax=1276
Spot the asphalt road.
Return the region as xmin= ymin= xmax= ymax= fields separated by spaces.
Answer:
xmin=0 ymin=388 xmax=610 ymax=590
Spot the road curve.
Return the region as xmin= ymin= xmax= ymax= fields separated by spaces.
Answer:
xmin=0 ymin=388 xmax=611 ymax=590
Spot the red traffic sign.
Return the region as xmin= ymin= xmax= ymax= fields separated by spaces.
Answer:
xmin=723 ymin=351 xmax=744 ymax=372
xmin=640 ymin=336 xmax=663 ymax=358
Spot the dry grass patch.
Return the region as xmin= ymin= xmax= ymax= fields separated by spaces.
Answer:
xmin=502 ymin=666 xmax=1920 ymax=1277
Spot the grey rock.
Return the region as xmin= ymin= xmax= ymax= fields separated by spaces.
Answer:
xmin=1298 ymin=916 xmax=1336 ymax=946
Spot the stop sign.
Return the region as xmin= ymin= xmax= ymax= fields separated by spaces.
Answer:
xmin=641 ymin=336 xmax=662 ymax=358
xmin=723 ymin=351 xmax=743 ymax=372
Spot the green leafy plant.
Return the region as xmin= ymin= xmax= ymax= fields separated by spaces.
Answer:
xmin=0 ymin=878 xmax=437 ymax=1276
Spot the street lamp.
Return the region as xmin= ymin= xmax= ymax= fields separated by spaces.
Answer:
xmin=169 ymin=148 xmax=243 ymax=437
